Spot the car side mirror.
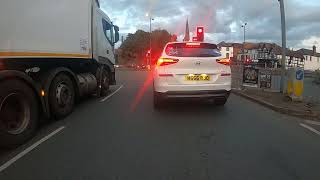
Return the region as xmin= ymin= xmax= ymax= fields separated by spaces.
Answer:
xmin=114 ymin=26 xmax=120 ymax=44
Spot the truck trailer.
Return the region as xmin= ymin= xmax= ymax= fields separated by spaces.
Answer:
xmin=0 ymin=0 xmax=119 ymax=147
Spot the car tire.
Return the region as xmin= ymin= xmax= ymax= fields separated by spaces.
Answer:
xmin=153 ymin=91 xmax=164 ymax=109
xmin=215 ymin=98 xmax=227 ymax=106
xmin=0 ymin=80 xmax=39 ymax=148
xmin=49 ymin=73 xmax=75 ymax=119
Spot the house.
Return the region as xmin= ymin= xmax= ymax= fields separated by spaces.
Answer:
xmin=297 ymin=46 xmax=320 ymax=71
xmin=217 ymin=41 xmax=243 ymax=60
xmin=236 ymin=42 xmax=304 ymax=68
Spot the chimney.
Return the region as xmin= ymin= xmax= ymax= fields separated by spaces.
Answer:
xmin=313 ymin=45 xmax=316 ymax=54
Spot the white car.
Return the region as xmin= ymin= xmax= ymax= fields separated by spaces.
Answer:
xmin=153 ymin=42 xmax=231 ymax=108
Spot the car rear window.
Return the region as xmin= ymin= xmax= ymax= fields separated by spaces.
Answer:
xmin=165 ymin=43 xmax=221 ymax=57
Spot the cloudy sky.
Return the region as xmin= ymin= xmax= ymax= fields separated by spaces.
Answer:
xmin=101 ymin=0 xmax=320 ymax=50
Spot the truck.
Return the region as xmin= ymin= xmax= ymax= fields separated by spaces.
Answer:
xmin=0 ymin=0 xmax=119 ymax=148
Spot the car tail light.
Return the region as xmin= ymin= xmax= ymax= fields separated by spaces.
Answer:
xmin=216 ymin=58 xmax=230 ymax=66
xmin=157 ymin=57 xmax=179 ymax=66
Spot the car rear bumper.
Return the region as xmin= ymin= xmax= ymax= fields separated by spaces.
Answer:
xmin=156 ymin=90 xmax=231 ymax=99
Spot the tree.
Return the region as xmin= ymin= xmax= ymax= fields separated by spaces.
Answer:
xmin=120 ymin=29 xmax=172 ymax=65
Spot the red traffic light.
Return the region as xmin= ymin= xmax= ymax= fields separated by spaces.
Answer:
xmin=196 ymin=26 xmax=204 ymax=42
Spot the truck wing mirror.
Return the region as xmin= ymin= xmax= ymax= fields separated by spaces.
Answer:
xmin=114 ymin=25 xmax=120 ymax=44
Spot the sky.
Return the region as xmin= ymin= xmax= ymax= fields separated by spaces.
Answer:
xmin=101 ymin=0 xmax=320 ymax=50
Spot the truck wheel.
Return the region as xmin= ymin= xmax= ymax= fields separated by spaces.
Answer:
xmin=100 ymin=69 xmax=110 ymax=97
xmin=49 ymin=73 xmax=75 ymax=119
xmin=0 ymin=80 xmax=39 ymax=148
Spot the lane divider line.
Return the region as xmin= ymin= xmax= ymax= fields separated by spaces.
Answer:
xmin=304 ymin=120 xmax=320 ymax=126
xmin=300 ymin=123 xmax=320 ymax=136
xmin=100 ymin=85 xmax=124 ymax=102
xmin=0 ymin=126 xmax=65 ymax=173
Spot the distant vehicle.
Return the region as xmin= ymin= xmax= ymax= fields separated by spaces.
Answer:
xmin=153 ymin=42 xmax=231 ymax=108
xmin=141 ymin=64 xmax=147 ymax=69
xmin=0 ymin=0 xmax=119 ymax=148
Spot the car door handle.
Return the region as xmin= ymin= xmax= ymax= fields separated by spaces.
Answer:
xmin=106 ymin=50 xmax=109 ymax=54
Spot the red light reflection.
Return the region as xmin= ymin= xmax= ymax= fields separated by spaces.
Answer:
xmin=130 ymin=69 xmax=154 ymax=112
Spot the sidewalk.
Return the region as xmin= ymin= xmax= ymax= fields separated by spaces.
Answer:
xmin=232 ymin=88 xmax=320 ymax=121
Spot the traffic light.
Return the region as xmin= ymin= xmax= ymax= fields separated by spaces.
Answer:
xmin=196 ymin=26 xmax=204 ymax=42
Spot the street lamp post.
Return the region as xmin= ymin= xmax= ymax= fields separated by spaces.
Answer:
xmin=278 ymin=0 xmax=287 ymax=93
xmin=241 ymin=23 xmax=247 ymax=51
xmin=146 ymin=13 xmax=154 ymax=69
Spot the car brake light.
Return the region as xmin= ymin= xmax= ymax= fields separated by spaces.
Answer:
xmin=157 ymin=58 xmax=179 ymax=66
xmin=186 ymin=42 xmax=201 ymax=47
xmin=221 ymin=73 xmax=231 ymax=76
xmin=216 ymin=58 xmax=230 ymax=66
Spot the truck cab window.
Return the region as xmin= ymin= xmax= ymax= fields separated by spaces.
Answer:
xmin=95 ymin=0 xmax=100 ymax=8
xmin=102 ymin=19 xmax=112 ymax=45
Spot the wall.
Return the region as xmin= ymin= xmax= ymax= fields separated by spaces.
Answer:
xmin=304 ymin=55 xmax=320 ymax=71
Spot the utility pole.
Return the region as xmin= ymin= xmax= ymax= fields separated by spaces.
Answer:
xmin=279 ymin=0 xmax=287 ymax=93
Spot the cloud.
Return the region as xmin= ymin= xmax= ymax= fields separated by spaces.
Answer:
xmin=100 ymin=0 xmax=320 ymax=49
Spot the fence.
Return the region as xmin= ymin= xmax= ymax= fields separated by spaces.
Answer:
xmin=231 ymin=62 xmax=282 ymax=92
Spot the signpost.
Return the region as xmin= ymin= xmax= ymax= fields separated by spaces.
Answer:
xmin=243 ymin=67 xmax=259 ymax=87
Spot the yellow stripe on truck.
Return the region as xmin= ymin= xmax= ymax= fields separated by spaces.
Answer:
xmin=0 ymin=52 xmax=91 ymax=58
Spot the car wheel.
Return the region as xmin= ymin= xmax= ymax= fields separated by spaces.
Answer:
xmin=49 ymin=73 xmax=75 ymax=119
xmin=0 ymin=80 xmax=39 ymax=148
xmin=153 ymin=91 xmax=164 ymax=109
xmin=214 ymin=98 xmax=227 ymax=106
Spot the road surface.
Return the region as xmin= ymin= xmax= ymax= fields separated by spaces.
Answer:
xmin=0 ymin=70 xmax=320 ymax=180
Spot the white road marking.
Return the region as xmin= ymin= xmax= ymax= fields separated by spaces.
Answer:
xmin=300 ymin=123 xmax=320 ymax=136
xmin=100 ymin=85 xmax=124 ymax=102
xmin=304 ymin=120 xmax=320 ymax=126
xmin=0 ymin=126 xmax=65 ymax=173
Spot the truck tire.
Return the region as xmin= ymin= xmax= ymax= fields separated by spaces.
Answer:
xmin=99 ymin=68 xmax=110 ymax=97
xmin=49 ymin=73 xmax=75 ymax=119
xmin=0 ymin=80 xmax=39 ymax=148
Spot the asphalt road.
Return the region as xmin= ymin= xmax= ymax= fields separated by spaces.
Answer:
xmin=1 ymin=70 xmax=320 ymax=180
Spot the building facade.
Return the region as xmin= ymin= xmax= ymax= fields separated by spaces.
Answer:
xmin=218 ymin=42 xmax=242 ymax=61
xmin=236 ymin=43 xmax=304 ymax=68
xmin=297 ymin=46 xmax=320 ymax=71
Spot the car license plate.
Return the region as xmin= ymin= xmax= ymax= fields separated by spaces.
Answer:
xmin=185 ymin=74 xmax=210 ymax=81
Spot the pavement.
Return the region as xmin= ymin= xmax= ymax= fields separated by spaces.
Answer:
xmin=304 ymin=77 xmax=320 ymax=103
xmin=1 ymin=70 xmax=320 ymax=180
xmin=232 ymin=88 xmax=320 ymax=121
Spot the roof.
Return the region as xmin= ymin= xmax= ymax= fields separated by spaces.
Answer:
xmin=297 ymin=48 xmax=320 ymax=57
xmin=218 ymin=41 xmax=243 ymax=48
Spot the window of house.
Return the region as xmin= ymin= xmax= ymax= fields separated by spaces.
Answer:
xmin=226 ymin=47 xmax=229 ymax=51
xmin=306 ymin=56 xmax=308 ymax=60
xmin=310 ymin=56 xmax=312 ymax=61
xmin=318 ymin=57 xmax=320 ymax=62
